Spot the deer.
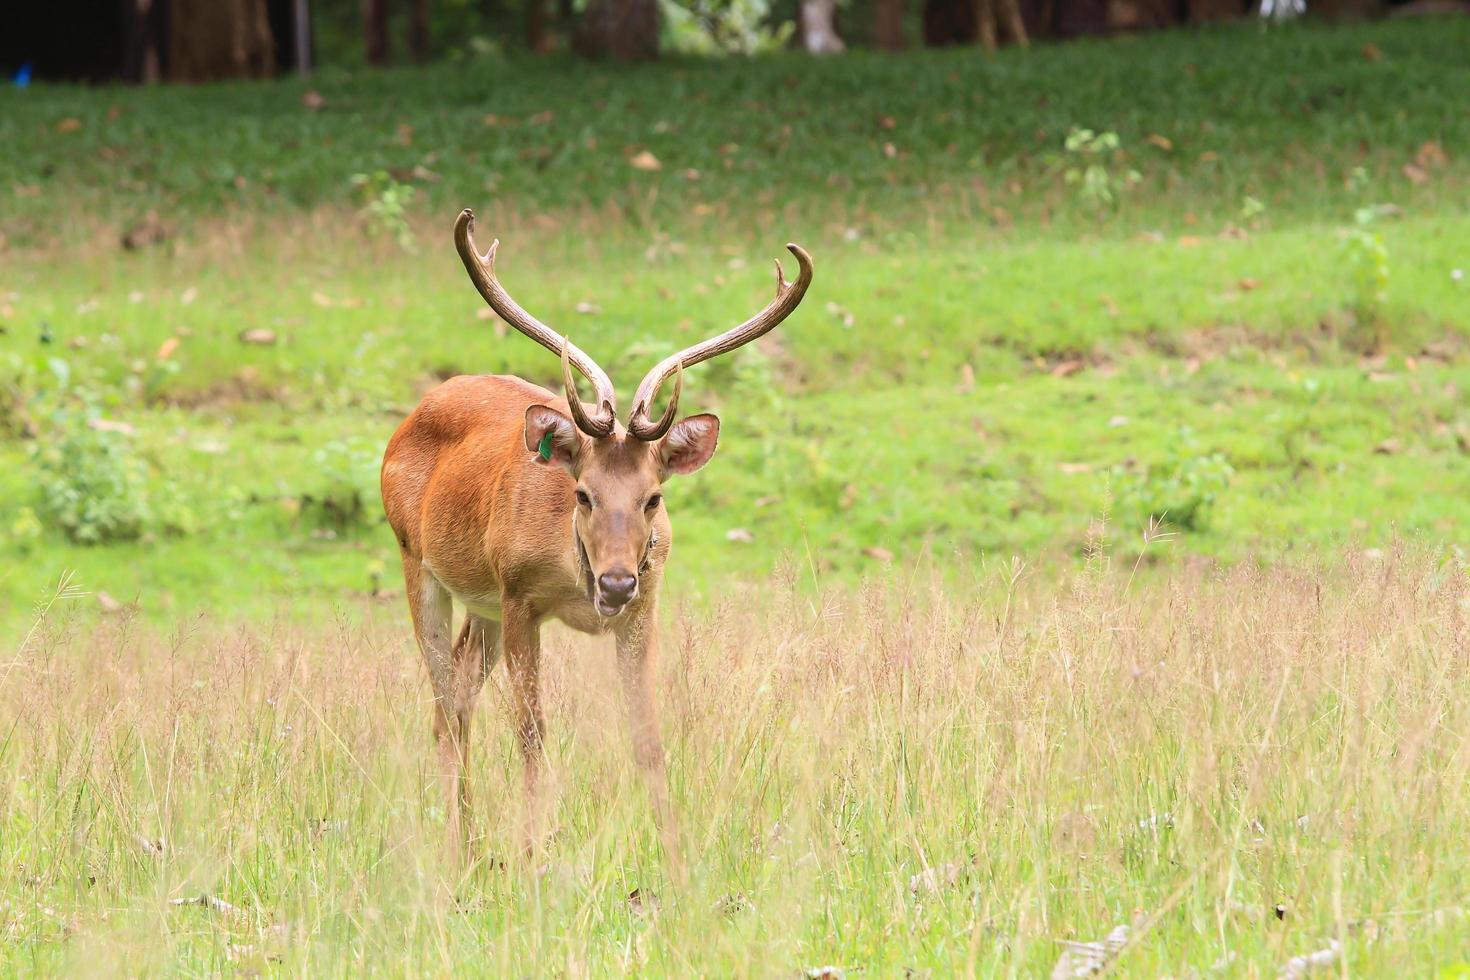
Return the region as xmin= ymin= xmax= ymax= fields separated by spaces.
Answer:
xmin=380 ymin=209 xmax=813 ymax=867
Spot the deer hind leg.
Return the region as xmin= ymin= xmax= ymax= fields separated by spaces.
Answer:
xmin=399 ymin=554 xmax=479 ymax=861
xmin=448 ymin=613 xmax=500 ymax=850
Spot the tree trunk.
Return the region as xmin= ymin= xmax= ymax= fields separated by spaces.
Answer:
xmin=122 ymin=0 xmax=166 ymax=83
xmin=362 ymin=0 xmax=389 ymax=65
xmin=997 ymin=0 xmax=1029 ymax=43
xmin=923 ymin=0 xmax=976 ymax=44
xmin=799 ymin=0 xmax=846 ymax=52
xmin=527 ymin=0 xmax=551 ymax=52
xmin=874 ymin=0 xmax=906 ymax=49
xmin=575 ymin=0 xmax=659 ymax=59
xmin=169 ymin=0 xmax=275 ymax=81
xmin=409 ymin=0 xmax=430 ymax=60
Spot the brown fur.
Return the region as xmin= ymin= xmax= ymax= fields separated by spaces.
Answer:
xmin=381 ymin=373 xmax=710 ymax=869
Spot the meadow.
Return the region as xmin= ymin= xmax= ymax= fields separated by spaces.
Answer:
xmin=2 ymin=16 xmax=1470 ymax=975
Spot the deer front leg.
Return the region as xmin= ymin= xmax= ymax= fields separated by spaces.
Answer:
xmin=615 ymin=603 xmax=684 ymax=877
xmin=501 ymin=600 xmax=548 ymax=857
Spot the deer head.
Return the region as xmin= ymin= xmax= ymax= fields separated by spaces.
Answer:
xmin=454 ymin=209 xmax=812 ymax=616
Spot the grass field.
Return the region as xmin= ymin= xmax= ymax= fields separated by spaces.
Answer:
xmin=3 ymin=17 xmax=1470 ymax=975
xmin=6 ymin=549 xmax=1470 ymax=975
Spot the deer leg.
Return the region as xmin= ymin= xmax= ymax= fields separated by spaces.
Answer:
xmin=399 ymin=554 xmax=474 ymax=862
xmin=449 ymin=613 xmax=499 ymax=851
xmin=501 ymin=601 xmax=548 ymax=856
xmin=615 ymin=605 xmax=684 ymax=878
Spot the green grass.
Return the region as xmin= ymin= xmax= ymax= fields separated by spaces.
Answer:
xmin=6 ymin=554 xmax=1470 ymax=975
xmin=2 ymin=20 xmax=1468 ymax=245
xmin=0 ymin=20 xmax=1467 ymax=645
xmin=4 ymin=18 xmax=1470 ymax=977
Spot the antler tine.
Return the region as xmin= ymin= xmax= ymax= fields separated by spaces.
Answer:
xmin=627 ymin=243 xmax=813 ymax=441
xmin=455 ymin=209 xmax=616 ymax=437
xmin=562 ymin=338 xmax=615 ymax=436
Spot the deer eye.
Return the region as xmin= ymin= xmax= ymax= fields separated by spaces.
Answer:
xmin=645 ymin=493 xmax=662 ymax=512
xmin=575 ymin=489 xmax=592 ymax=509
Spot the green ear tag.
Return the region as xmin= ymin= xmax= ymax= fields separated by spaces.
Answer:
xmin=538 ymin=430 xmax=555 ymax=462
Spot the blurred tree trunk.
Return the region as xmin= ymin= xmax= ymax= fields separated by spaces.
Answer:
xmin=409 ymin=0 xmax=430 ymax=60
xmin=122 ymin=0 xmax=166 ymax=82
xmin=799 ymin=0 xmax=846 ymax=51
xmin=575 ymin=0 xmax=659 ymax=59
xmin=975 ymin=0 xmax=996 ymax=45
xmin=527 ymin=0 xmax=551 ymax=52
xmin=169 ymin=0 xmax=275 ymax=80
xmin=363 ymin=0 xmax=389 ymax=65
xmin=923 ymin=0 xmax=976 ymax=43
xmin=997 ymin=0 xmax=1029 ymax=43
xmin=874 ymin=0 xmax=907 ymax=49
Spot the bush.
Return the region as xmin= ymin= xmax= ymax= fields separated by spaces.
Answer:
xmin=299 ymin=439 xmax=383 ymax=532
xmin=33 ymin=427 xmax=140 ymax=544
xmin=1111 ymin=431 xmax=1233 ymax=533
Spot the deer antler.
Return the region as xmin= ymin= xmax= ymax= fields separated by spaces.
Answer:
xmin=627 ymin=243 xmax=813 ymax=441
xmin=455 ymin=209 xmax=616 ymax=437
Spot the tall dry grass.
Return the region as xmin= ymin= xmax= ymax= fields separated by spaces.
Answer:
xmin=3 ymin=547 xmax=1469 ymax=975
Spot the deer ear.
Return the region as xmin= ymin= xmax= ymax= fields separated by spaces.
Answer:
xmin=525 ymin=405 xmax=581 ymax=469
xmin=661 ymin=414 xmax=720 ymax=476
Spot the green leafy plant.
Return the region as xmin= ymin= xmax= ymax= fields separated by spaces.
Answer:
xmin=1063 ymin=128 xmax=1140 ymax=218
xmin=299 ymin=438 xmax=384 ymax=532
xmin=1344 ymin=205 xmax=1390 ymax=332
xmin=660 ymin=0 xmax=794 ymax=55
xmin=350 ymin=171 xmax=418 ymax=251
xmin=1110 ymin=430 xmax=1233 ymax=533
xmin=30 ymin=421 xmax=193 ymax=544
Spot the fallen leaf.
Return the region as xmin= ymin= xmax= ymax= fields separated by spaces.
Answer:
xmin=909 ymin=862 xmax=965 ymax=894
xmin=1051 ymin=924 xmax=1128 ymax=979
xmin=97 ymin=592 xmax=124 ymax=614
xmin=240 ymin=329 xmax=277 ymax=346
xmin=1051 ymin=360 xmax=1084 ymax=378
xmin=300 ymin=89 xmax=326 ymax=111
xmin=726 ymin=528 xmax=755 ymax=543
xmin=1109 ymin=415 xmax=1130 ymax=428
xmin=574 ymin=301 xmax=601 ymax=315
xmin=1177 ymin=236 xmax=1203 ymax=248
xmin=135 ymin=834 xmax=166 ymax=858
xmin=395 ymin=122 xmax=413 ymax=146
xmin=1415 ymin=140 xmax=1448 ymax=169
xmin=88 ymin=418 xmax=136 ymax=436
xmin=169 ymin=893 xmax=250 ymax=925
xmin=863 ymin=546 xmax=894 ymax=563
xmin=878 ymin=115 xmax=897 ymax=130
xmin=1198 ymin=151 xmax=1219 ymax=163
xmin=883 ymin=142 xmax=898 ymax=159
xmin=958 ymin=363 xmax=975 ymax=391
xmin=628 ymin=150 xmax=662 ymax=171
xmin=626 ymin=888 xmax=659 ymax=915
xmin=528 ymin=110 xmax=556 ymax=125
xmin=1058 ymin=462 xmax=1092 ymax=475
xmin=1280 ymin=939 xmax=1340 ymax=979
xmin=1361 ymin=42 xmax=1382 ymax=61
xmin=1374 ymin=438 xmax=1401 ymax=455
xmin=1238 ymin=277 xmax=1260 ymax=291
xmin=55 ymin=117 xmax=83 ymax=134
xmin=179 ymin=287 xmax=198 ymax=305
xmin=311 ymin=292 xmax=334 ymax=308
xmin=1146 ymin=133 xmax=1173 ymax=151
xmin=156 ymin=337 xmax=179 ymax=360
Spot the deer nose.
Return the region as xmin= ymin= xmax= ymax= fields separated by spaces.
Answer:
xmin=597 ymin=570 xmax=638 ymax=606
